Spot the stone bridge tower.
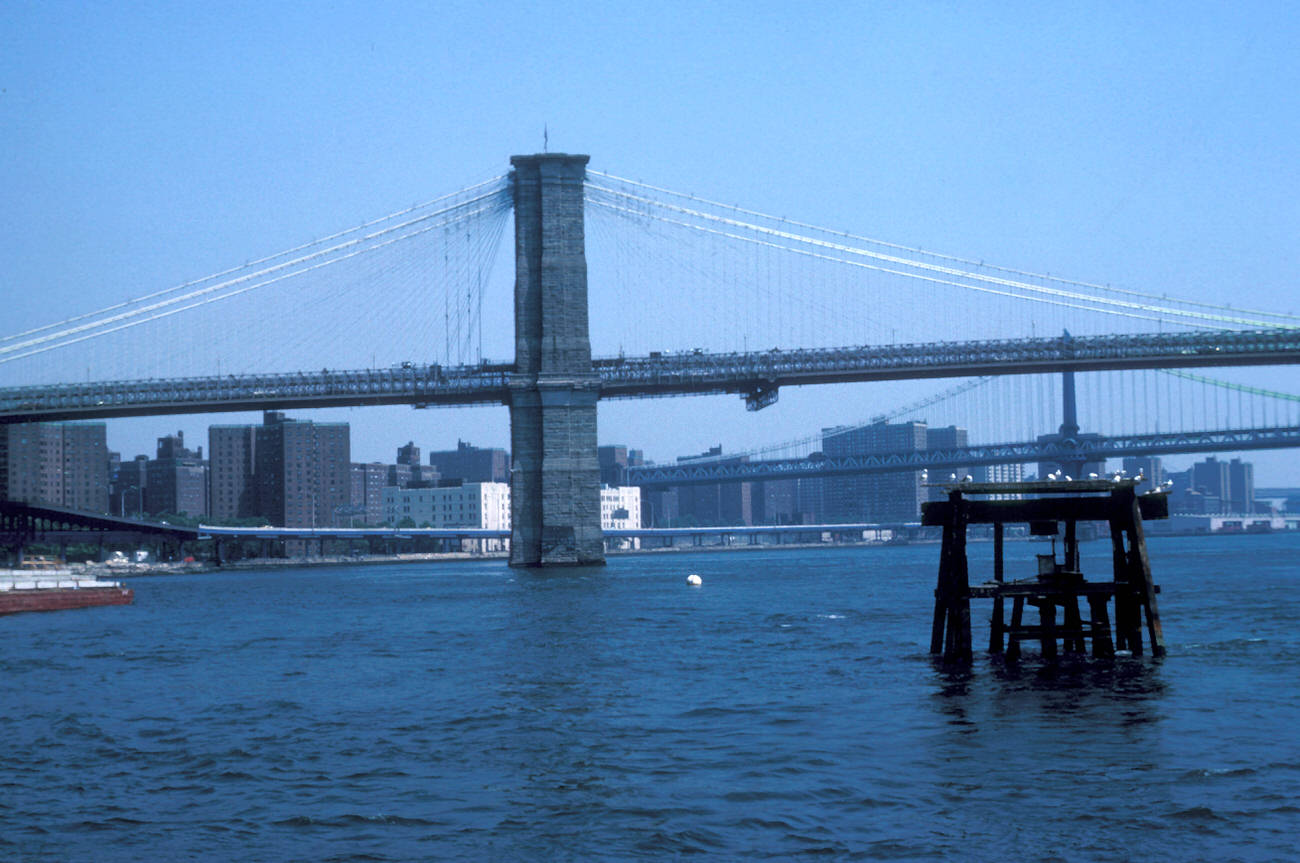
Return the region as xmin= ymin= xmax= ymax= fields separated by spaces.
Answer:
xmin=507 ymin=154 xmax=605 ymax=566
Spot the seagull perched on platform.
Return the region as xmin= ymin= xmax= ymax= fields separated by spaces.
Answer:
xmin=1088 ymin=472 xmax=1098 ymax=479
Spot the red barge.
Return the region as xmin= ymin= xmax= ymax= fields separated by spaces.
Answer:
xmin=0 ymin=558 xmax=133 ymax=616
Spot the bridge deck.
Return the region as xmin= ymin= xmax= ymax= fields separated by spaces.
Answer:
xmin=2 ymin=329 xmax=1297 ymax=423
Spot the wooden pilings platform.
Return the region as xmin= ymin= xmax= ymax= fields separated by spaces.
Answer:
xmin=924 ymin=479 xmax=1168 ymax=662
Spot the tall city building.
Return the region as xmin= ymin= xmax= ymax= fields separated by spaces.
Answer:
xmin=1191 ymin=456 xmax=1231 ymax=509
xmin=601 ymin=485 xmax=642 ymax=530
xmin=756 ymin=479 xmax=801 ymax=524
xmin=673 ymin=446 xmax=754 ymax=527
xmin=209 ymin=412 xmax=350 ymax=527
xmin=255 ymin=412 xmax=350 ymax=528
xmin=1228 ymin=458 xmax=1254 ymax=514
xmin=598 ymin=445 xmax=645 ymax=486
xmin=972 ymin=462 xmax=1025 ymax=500
xmin=822 ymin=421 xmax=927 ymax=523
xmin=1178 ymin=456 xmax=1255 ymax=514
xmin=209 ymin=425 xmax=258 ymax=521
xmin=350 ymin=462 xmax=389 ymax=526
xmin=1123 ymin=456 xmax=1165 ymax=493
xmin=111 ymin=454 xmax=149 ymax=517
xmin=427 ymin=440 xmax=510 ymax=484
xmin=389 ymin=442 xmax=439 ymax=488
xmin=397 ymin=441 xmax=421 ymax=467
xmin=0 ymin=422 xmax=110 ymax=513
xmin=144 ymin=431 xmax=207 ymax=518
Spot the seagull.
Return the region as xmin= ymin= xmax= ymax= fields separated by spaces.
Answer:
xmin=949 ymin=473 xmax=957 ymax=481
xmin=1064 ymin=475 xmax=1073 ymax=482
xmin=964 ymin=474 xmax=973 ymax=482
xmin=921 ymin=470 xmax=929 ymax=482
xmin=1088 ymin=472 xmax=1098 ymax=479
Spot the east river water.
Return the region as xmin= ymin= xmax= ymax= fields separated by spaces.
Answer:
xmin=3 ymin=533 xmax=1298 ymax=861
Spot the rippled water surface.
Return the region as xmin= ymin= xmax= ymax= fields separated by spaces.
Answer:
xmin=3 ymin=533 xmax=1299 ymax=861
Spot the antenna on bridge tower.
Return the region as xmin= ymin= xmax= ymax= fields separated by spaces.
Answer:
xmin=543 ymin=124 xmax=549 ymax=152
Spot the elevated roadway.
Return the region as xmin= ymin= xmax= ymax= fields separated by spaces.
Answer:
xmin=1 ymin=329 xmax=1298 ymax=423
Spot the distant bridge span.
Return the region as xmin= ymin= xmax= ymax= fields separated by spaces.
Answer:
xmin=626 ymin=425 xmax=1300 ymax=487
xmin=2 ymin=328 xmax=1298 ymax=424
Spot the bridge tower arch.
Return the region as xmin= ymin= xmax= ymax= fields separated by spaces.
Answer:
xmin=507 ymin=154 xmax=605 ymax=567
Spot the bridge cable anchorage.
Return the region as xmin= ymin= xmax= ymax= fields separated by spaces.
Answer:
xmin=0 ymin=178 xmax=512 ymax=371
xmin=587 ymin=169 xmax=1300 ymax=326
xmin=585 ymin=182 xmax=1292 ymax=332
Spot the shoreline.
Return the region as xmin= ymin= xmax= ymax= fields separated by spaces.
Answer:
xmin=63 ymin=527 xmax=1296 ymax=577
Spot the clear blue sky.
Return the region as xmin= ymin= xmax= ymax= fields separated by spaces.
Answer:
xmin=3 ymin=2 xmax=1298 ymax=481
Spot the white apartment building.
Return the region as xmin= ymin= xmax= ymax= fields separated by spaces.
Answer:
xmin=601 ymin=485 xmax=642 ymax=550
xmin=600 ymin=485 xmax=642 ymax=530
xmin=381 ymin=482 xmax=640 ymax=551
xmin=382 ymin=482 xmax=511 ymax=530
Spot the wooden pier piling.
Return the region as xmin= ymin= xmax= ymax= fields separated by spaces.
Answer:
xmin=924 ymin=479 xmax=1167 ymax=662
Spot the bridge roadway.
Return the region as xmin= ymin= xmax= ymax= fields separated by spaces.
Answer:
xmin=625 ymin=425 xmax=1300 ymax=487
xmin=1 ymin=328 xmax=1297 ymax=423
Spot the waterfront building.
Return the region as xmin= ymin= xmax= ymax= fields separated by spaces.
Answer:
xmin=600 ymin=484 xmax=642 ymax=530
xmin=382 ymin=481 xmax=512 ymax=531
xmin=381 ymin=481 xmax=642 ymax=534
xmin=0 ymin=422 xmax=110 ymax=513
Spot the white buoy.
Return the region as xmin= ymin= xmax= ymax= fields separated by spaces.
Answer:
xmin=686 ymin=573 xmax=702 ymax=586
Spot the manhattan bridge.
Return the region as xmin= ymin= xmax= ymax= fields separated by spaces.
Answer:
xmin=2 ymin=154 xmax=1298 ymax=565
